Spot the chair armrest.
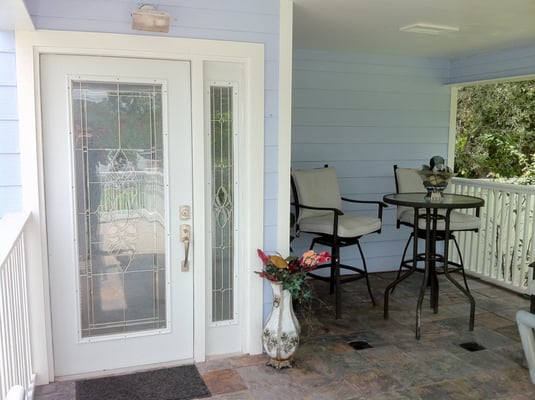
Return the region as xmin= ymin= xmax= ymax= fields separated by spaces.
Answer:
xmin=341 ymin=197 xmax=388 ymax=220
xmin=529 ymin=261 xmax=535 ymax=282
xmin=298 ymin=203 xmax=344 ymax=216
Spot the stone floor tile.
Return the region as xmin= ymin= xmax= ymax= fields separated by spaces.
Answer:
xmin=201 ymin=368 xmax=247 ymax=395
xmin=227 ymin=353 xmax=269 ymax=368
xmin=34 ymin=381 xmax=75 ymax=399
xmin=365 ymin=389 xmax=423 ymax=400
xmin=476 ymin=311 xmax=518 ymax=329
xmin=299 ymin=377 xmax=360 ymax=400
xmin=195 ymin=358 xmax=233 ymax=374
xmin=345 ymin=368 xmax=405 ymax=398
xmin=34 ymin=274 xmax=535 ymax=400
xmin=206 ymin=390 xmax=254 ymax=399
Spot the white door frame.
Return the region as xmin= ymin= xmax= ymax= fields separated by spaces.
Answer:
xmin=16 ymin=30 xmax=265 ymax=382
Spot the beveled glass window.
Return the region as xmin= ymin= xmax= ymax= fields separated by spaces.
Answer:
xmin=210 ymin=85 xmax=236 ymax=323
xmin=71 ymin=81 xmax=166 ymax=338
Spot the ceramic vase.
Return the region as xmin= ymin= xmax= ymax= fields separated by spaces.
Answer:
xmin=262 ymin=280 xmax=300 ymax=368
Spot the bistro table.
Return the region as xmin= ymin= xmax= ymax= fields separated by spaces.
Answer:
xmin=383 ymin=192 xmax=484 ymax=339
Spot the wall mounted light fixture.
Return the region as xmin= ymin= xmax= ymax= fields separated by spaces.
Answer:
xmin=131 ymin=4 xmax=170 ymax=33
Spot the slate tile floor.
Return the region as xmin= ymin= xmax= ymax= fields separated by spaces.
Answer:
xmin=35 ymin=272 xmax=534 ymax=399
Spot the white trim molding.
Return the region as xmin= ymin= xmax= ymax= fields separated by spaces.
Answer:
xmin=16 ymin=29 xmax=265 ymax=382
xmin=277 ymin=0 xmax=293 ymax=255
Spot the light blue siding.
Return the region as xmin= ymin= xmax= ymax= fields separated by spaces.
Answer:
xmin=292 ymin=49 xmax=452 ymax=272
xmin=449 ymin=45 xmax=535 ymax=84
xmin=0 ymin=31 xmax=20 ymax=217
xmin=20 ymin=1 xmax=281 ymax=250
xmin=20 ymin=0 xmax=282 ymax=322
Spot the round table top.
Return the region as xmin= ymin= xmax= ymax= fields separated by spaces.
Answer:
xmin=383 ymin=192 xmax=484 ymax=209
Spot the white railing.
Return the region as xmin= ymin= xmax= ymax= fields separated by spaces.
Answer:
xmin=100 ymin=169 xmax=165 ymax=224
xmin=451 ymin=178 xmax=535 ymax=294
xmin=0 ymin=212 xmax=35 ymax=400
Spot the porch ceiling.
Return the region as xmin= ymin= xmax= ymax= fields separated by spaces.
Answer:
xmin=3 ymin=0 xmax=535 ymax=59
xmin=293 ymin=0 xmax=535 ymax=58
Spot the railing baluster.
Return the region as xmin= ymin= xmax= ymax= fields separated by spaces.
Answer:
xmin=452 ymin=178 xmax=535 ymax=293
xmin=0 ymin=212 xmax=35 ymax=400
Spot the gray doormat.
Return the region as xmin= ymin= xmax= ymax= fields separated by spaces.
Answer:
xmin=75 ymin=365 xmax=211 ymax=400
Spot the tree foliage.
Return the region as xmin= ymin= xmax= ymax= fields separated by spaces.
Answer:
xmin=455 ymin=80 xmax=535 ymax=182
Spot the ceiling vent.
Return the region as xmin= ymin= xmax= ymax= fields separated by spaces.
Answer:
xmin=400 ymin=23 xmax=460 ymax=36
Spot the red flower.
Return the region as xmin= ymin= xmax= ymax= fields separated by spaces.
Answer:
xmin=256 ymin=248 xmax=331 ymax=302
xmin=257 ymin=249 xmax=269 ymax=264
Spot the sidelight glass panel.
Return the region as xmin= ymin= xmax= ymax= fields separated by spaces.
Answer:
xmin=210 ymin=85 xmax=235 ymax=323
xmin=72 ymin=80 xmax=166 ymax=338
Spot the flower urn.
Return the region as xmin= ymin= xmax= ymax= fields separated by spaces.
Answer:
xmin=262 ymin=280 xmax=300 ymax=368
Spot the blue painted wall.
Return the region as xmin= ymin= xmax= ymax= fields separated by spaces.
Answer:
xmin=291 ymin=49 xmax=452 ymax=272
xmin=449 ymin=45 xmax=535 ymax=84
xmin=14 ymin=0 xmax=282 ymax=249
xmin=290 ymin=45 xmax=535 ymax=273
xmin=0 ymin=31 xmax=21 ymax=217
xmin=5 ymin=2 xmax=535 ymax=268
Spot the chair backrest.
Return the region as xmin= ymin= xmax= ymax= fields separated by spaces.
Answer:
xmin=291 ymin=166 xmax=342 ymax=223
xmin=394 ymin=165 xmax=424 ymax=194
xmin=394 ymin=165 xmax=424 ymax=221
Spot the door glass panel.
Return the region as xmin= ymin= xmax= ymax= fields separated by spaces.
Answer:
xmin=210 ymin=85 xmax=235 ymax=322
xmin=72 ymin=81 xmax=166 ymax=338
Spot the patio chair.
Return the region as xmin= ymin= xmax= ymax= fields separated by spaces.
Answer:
xmin=6 ymin=386 xmax=25 ymax=400
xmin=291 ymin=165 xmax=387 ymax=318
xmin=393 ymin=165 xmax=480 ymax=290
xmin=517 ymin=261 xmax=535 ymax=384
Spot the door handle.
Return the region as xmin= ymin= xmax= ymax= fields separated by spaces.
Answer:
xmin=180 ymin=224 xmax=191 ymax=272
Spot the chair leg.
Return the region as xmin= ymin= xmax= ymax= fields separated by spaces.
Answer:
xmin=308 ymin=237 xmax=374 ymax=317
xmin=391 ymin=232 xmax=414 ymax=294
xmin=356 ymin=240 xmax=376 ymax=306
xmin=430 ymin=235 xmax=469 ymax=312
xmin=452 ymin=235 xmax=470 ymax=292
xmin=334 ymin=255 xmax=342 ymax=319
xmin=330 ymin=243 xmax=342 ymax=318
xmin=330 ymin=254 xmax=336 ymax=295
xmin=310 ymin=238 xmax=335 ymax=294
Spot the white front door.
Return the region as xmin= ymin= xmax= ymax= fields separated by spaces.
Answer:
xmin=41 ymin=54 xmax=193 ymax=377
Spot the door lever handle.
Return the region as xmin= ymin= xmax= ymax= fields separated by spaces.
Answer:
xmin=180 ymin=224 xmax=191 ymax=272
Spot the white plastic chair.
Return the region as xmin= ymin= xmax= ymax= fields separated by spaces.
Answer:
xmin=6 ymin=386 xmax=25 ymax=400
xmin=517 ymin=309 xmax=535 ymax=384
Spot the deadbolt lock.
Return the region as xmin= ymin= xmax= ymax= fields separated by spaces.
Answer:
xmin=179 ymin=205 xmax=191 ymax=220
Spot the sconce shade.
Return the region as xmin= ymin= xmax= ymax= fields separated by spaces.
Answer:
xmin=132 ymin=5 xmax=170 ymax=33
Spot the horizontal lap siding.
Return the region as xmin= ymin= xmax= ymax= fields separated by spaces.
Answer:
xmin=23 ymin=0 xmax=281 ymax=250
xmin=0 ymin=31 xmax=21 ymax=217
xmin=449 ymin=45 xmax=535 ymax=84
xmin=292 ymin=49 xmax=451 ymax=272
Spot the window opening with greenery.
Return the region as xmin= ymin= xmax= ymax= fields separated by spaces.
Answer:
xmin=455 ymin=80 xmax=535 ymax=184
xmin=454 ymin=79 xmax=535 ymax=292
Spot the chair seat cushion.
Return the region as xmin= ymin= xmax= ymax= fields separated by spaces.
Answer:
xmin=299 ymin=213 xmax=381 ymax=237
xmin=399 ymin=209 xmax=480 ymax=231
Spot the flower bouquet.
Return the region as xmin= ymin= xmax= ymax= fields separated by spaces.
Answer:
xmin=257 ymin=249 xmax=331 ymax=368
xmin=257 ymin=249 xmax=331 ymax=303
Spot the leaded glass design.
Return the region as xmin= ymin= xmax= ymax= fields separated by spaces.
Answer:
xmin=72 ymin=81 xmax=166 ymax=338
xmin=210 ymin=85 xmax=235 ymax=323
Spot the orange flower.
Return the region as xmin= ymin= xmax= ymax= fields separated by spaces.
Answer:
xmin=269 ymin=255 xmax=289 ymax=269
xmin=256 ymin=248 xmax=331 ymax=302
xmin=300 ymin=250 xmax=318 ymax=266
